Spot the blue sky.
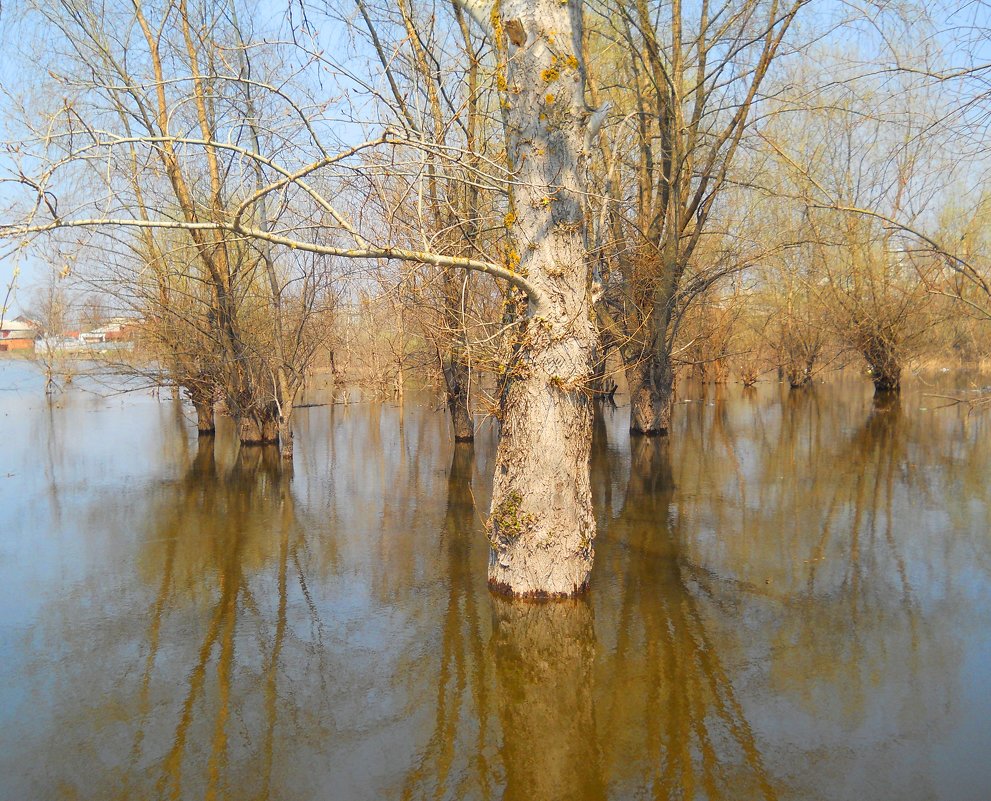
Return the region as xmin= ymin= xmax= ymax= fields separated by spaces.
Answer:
xmin=1 ymin=0 xmax=990 ymax=319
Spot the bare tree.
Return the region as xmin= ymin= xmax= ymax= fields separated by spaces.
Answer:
xmin=0 ymin=0 xmax=609 ymax=596
xmin=587 ymin=0 xmax=807 ymax=435
xmin=347 ymin=0 xmax=500 ymax=440
xmin=4 ymin=0 xmax=346 ymax=455
xmin=25 ymin=265 xmax=75 ymax=394
xmin=760 ymin=61 xmax=946 ymax=393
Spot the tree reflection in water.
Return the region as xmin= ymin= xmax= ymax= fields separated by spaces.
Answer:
xmin=404 ymin=442 xmax=604 ymax=801
xmin=130 ymin=442 xmax=312 ymax=801
xmin=401 ymin=443 xmax=496 ymax=801
xmin=24 ymin=434 xmax=339 ymax=801
xmin=492 ymin=596 xmax=604 ymax=801
xmin=3 ymin=384 xmax=991 ymax=801
xmin=663 ymin=382 xmax=991 ymax=800
xmin=594 ymin=433 xmax=778 ymax=801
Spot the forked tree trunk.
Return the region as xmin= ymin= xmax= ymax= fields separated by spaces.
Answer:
xmin=484 ymin=0 xmax=599 ymax=597
xmin=627 ymin=351 xmax=674 ymax=436
xmin=237 ymin=406 xmax=279 ymax=446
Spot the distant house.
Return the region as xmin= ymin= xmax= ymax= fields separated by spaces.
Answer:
xmin=79 ymin=329 xmax=106 ymax=344
xmin=80 ymin=317 xmax=140 ymax=344
xmin=0 ymin=317 xmax=38 ymax=352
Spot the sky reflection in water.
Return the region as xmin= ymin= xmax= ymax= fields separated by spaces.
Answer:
xmin=1 ymin=362 xmax=989 ymax=801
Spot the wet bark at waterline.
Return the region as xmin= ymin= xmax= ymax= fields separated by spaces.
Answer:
xmin=627 ymin=352 xmax=674 ymax=436
xmin=193 ymin=400 xmax=215 ymax=436
xmin=236 ymin=408 xmax=280 ymax=446
xmin=277 ymin=417 xmax=294 ymax=460
xmin=442 ymin=353 xmax=474 ymax=442
xmin=861 ymin=333 xmax=902 ymax=393
xmin=3 ymin=366 xmax=991 ymax=801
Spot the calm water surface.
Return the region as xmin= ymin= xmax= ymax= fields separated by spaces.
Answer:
xmin=1 ymin=361 xmax=989 ymax=800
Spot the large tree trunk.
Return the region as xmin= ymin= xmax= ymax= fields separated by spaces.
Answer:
xmin=185 ymin=383 xmax=216 ymax=436
xmin=627 ymin=351 xmax=674 ymax=436
xmin=622 ymin=267 xmax=679 ymax=436
xmin=489 ymin=354 xmax=596 ymax=595
xmin=484 ymin=0 xmax=599 ymax=597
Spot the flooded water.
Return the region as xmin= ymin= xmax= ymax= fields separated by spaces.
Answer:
xmin=1 ymin=360 xmax=990 ymax=800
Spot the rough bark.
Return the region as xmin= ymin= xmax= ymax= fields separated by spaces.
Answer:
xmin=443 ymin=354 xmax=475 ymax=441
xmin=627 ymin=351 xmax=674 ymax=436
xmin=485 ymin=0 xmax=599 ymax=597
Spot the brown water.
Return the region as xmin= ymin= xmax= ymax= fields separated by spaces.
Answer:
xmin=1 ymin=361 xmax=990 ymax=801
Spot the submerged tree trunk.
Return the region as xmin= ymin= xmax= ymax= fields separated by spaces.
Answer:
xmin=439 ymin=271 xmax=473 ymax=441
xmin=484 ymin=0 xmax=599 ymax=597
xmin=275 ymin=370 xmax=298 ymax=460
xmin=185 ymin=383 xmax=216 ymax=436
xmin=489 ymin=346 xmax=596 ymax=596
xmin=237 ymin=405 xmax=279 ymax=446
xmin=442 ymin=352 xmax=474 ymax=441
xmin=278 ymin=415 xmax=293 ymax=460
xmin=786 ymin=365 xmax=814 ymax=389
xmin=588 ymin=342 xmax=617 ymax=402
xmin=193 ymin=399 xmax=215 ymax=436
xmin=863 ymin=336 xmax=901 ymax=393
xmin=627 ymin=351 xmax=674 ymax=436
xmin=439 ymin=245 xmax=476 ymax=441
xmin=620 ymin=262 xmax=680 ymax=437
